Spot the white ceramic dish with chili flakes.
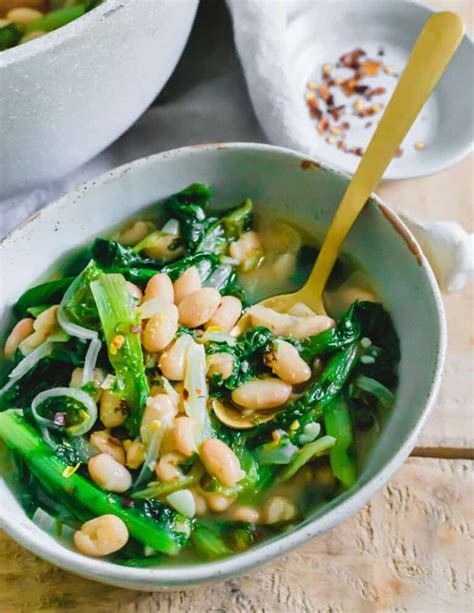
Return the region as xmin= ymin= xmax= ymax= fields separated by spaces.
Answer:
xmin=289 ymin=0 xmax=473 ymax=179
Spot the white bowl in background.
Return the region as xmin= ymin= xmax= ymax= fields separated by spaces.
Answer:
xmin=0 ymin=143 xmax=446 ymax=589
xmin=0 ymin=0 xmax=198 ymax=199
xmin=288 ymin=0 xmax=474 ymax=179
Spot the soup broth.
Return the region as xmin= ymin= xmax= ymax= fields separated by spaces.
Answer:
xmin=0 ymin=184 xmax=399 ymax=565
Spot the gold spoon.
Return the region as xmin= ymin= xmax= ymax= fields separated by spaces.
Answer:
xmin=249 ymin=11 xmax=464 ymax=317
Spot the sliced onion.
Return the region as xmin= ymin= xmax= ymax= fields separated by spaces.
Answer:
xmin=58 ymin=272 xmax=98 ymax=341
xmin=1 ymin=341 xmax=54 ymax=394
xmin=136 ymin=297 xmax=171 ymax=320
xmin=160 ymin=375 xmax=181 ymax=408
xmin=198 ymin=330 xmax=237 ymax=346
xmin=183 ymin=340 xmax=211 ymax=442
xmin=205 ymin=265 xmax=233 ymax=290
xmin=57 ymin=307 xmax=97 ymax=341
xmin=161 ymin=218 xmax=180 ymax=235
xmin=32 ymin=387 xmax=98 ymax=437
xmin=166 ymin=489 xmax=196 ymax=518
xmin=32 ymin=507 xmax=75 ymax=542
xmin=82 ymin=337 xmax=102 ymax=385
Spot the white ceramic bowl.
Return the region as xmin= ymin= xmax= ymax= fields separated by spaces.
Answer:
xmin=288 ymin=0 xmax=474 ymax=179
xmin=0 ymin=0 xmax=198 ymax=199
xmin=0 ymin=143 xmax=446 ymax=589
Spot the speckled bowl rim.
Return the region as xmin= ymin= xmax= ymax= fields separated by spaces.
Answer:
xmin=0 ymin=0 xmax=130 ymax=68
xmin=0 ymin=143 xmax=447 ymax=589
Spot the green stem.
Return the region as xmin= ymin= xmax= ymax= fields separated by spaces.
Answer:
xmin=324 ymin=396 xmax=357 ymax=488
xmin=0 ymin=411 xmax=186 ymax=555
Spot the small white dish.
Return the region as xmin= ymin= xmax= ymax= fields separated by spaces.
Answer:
xmin=0 ymin=143 xmax=446 ymax=589
xmin=287 ymin=0 xmax=474 ymax=179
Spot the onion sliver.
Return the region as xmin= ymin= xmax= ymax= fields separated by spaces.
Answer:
xmin=57 ymin=307 xmax=97 ymax=341
xmin=183 ymin=340 xmax=211 ymax=442
xmin=82 ymin=337 xmax=102 ymax=385
xmin=136 ymin=297 xmax=171 ymax=320
xmin=0 ymin=341 xmax=54 ymax=394
xmin=161 ymin=218 xmax=180 ymax=235
xmin=32 ymin=387 xmax=98 ymax=437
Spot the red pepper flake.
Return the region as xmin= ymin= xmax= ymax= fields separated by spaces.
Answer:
xmin=131 ymin=325 xmax=142 ymax=334
xmin=328 ymin=105 xmax=345 ymax=121
xmin=317 ymin=115 xmax=329 ymax=135
xmin=339 ymin=48 xmax=366 ymax=70
xmin=349 ymin=146 xmax=364 ymax=156
xmin=340 ymin=121 xmax=351 ymax=130
xmin=365 ymin=86 xmax=386 ymax=99
xmin=394 ymin=147 xmax=403 ymax=158
xmin=362 ymin=59 xmax=381 ymax=76
xmin=364 ymin=121 xmax=373 ymax=129
xmin=183 ymin=388 xmax=189 ymax=400
xmin=306 ymin=95 xmax=322 ymax=119
xmin=337 ymin=140 xmax=347 ymax=150
xmin=319 ymin=82 xmax=331 ymax=102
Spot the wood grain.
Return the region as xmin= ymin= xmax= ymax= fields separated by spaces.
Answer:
xmin=0 ymin=457 xmax=472 ymax=612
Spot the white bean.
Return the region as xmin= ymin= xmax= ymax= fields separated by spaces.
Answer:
xmin=19 ymin=305 xmax=59 ymax=354
xmin=100 ymin=390 xmax=127 ymax=428
xmin=4 ymin=318 xmax=34 ymax=359
xmin=178 ymin=288 xmax=221 ymax=328
xmin=228 ymin=505 xmax=260 ymax=523
xmin=144 ymin=234 xmax=183 ymax=261
xmin=200 ymin=439 xmax=245 ymax=487
xmin=261 ymin=496 xmax=297 ymax=524
xmin=231 ymin=378 xmax=292 ymax=410
xmin=249 ymin=304 xmax=335 ymax=340
xmin=74 ymin=515 xmax=128 ymax=557
xmin=143 ymin=394 xmax=177 ymax=429
xmin=88 ymin=453 xmax=132 ymax=493
xmin=265 ymin=340 xmax=311 ymax=385
xmin=124 ymin=439 xmax=146 ymax=469
xmin=206 ymin=295 xmax=242 ymax=332
xmin=142 ymin=304 xmax=179 ymax=352
xmin=144 ymin=273 xmax=174 ymax=303
xmin=6 ymin=7 xmax=43 ymax=24
xmin=229 ymin=231 xmax=263 ymax=263
xmin=173 ymin=416 xmax=197 ymax=457
xmin=206 ymin=352 xmax=234 ymax=381
xmin=70 ymin=367 xmax=105 ymax=390
xmin=205 ymin=492 xmax=237 ymax=513
xmin=118 ymin=220 xmax=154 ymax=246
xmin=155 ymin=452 xmax=184 ymax=482
xmin=290 ymin=315 xmax=335 ymax=339
xmin=287 ymin=302 xmax=317 ymax=318
xmin=158 ymin=335 xmax=190 ymax=381
xmin=173 ymin=266 xmax=201 ymax=304
xmin=89 ymin=431 xmax=125 ymax=465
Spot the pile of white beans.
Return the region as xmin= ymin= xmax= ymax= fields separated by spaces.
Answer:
xmin=3 ymin=227 xmax=340 ymax=559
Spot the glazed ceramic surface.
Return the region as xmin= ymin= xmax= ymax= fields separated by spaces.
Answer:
xmin=0 ymin=144 xmax=446 ymax=589
xmin=287 ymin=0 xmax=474 ymax=179
xmin=0 ymin=0 xmax=198 ymax=198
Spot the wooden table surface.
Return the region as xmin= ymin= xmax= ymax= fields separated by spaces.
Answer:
xmin=1 ymin=1 xmax=472 ymax=611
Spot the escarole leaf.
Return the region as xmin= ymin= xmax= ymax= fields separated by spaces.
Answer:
xmin=59 ymin=261 xmax=104 ymax=332
xmin=0 ymin=411 xmax=189 ymax=555
xmin=15 ymin=278 xmax=74 ymax=318
xmin=196 ymin=198 xmax=253 ymax=255
xmin=323 ymin=396 xmax=357 ymax=489
xmin=165 ymin=183 xmax=213 ymax=252
xmin=90 ymin=274 xmax=148 ymax=434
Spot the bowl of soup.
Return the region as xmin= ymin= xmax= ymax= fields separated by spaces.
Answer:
xmin=0 ymin=143 xmax=446 ymax=589
xmin=0 ymin=0 xmax=198 ymax=198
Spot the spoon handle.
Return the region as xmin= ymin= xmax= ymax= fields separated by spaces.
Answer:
xmin=307 ymin=11 xmax=464 ymax=306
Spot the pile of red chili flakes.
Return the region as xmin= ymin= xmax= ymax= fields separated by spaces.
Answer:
xmin=305 ymin=47 xmax=425 ymax=158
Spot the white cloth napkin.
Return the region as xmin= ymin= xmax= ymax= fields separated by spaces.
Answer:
xmin=227 ymin=0 xmax=473 ymax=292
